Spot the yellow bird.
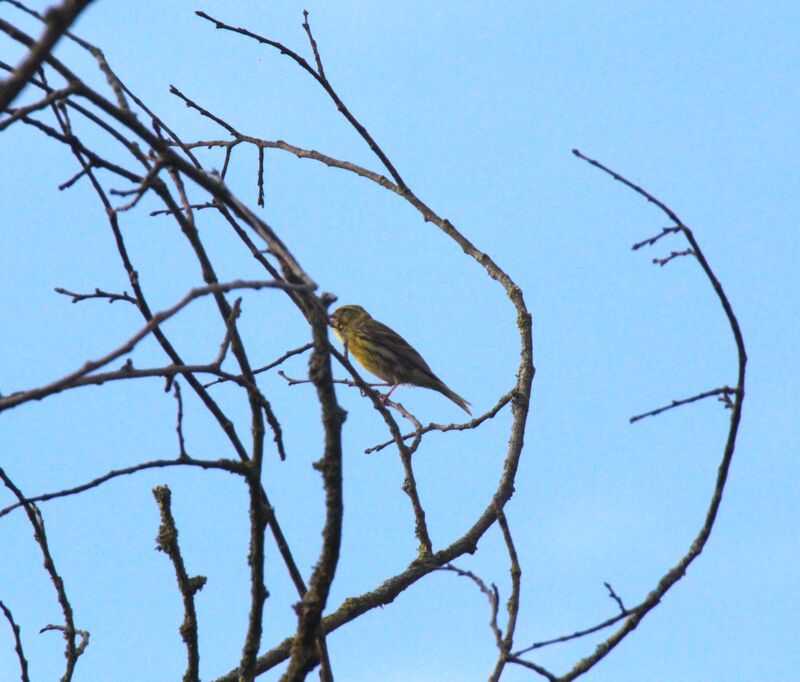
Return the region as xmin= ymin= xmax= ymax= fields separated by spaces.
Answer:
xmin=329 ymin=304 xmax=471 ymax=415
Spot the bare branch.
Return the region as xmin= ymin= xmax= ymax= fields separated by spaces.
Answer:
xmin=0 ymin=469 xmax=84 ymax=681
xmin=0 ymin=0 xmax=93 ymax=111
xmin=150 ymin=202 xmax=216 ymax=217
xmin=506 ymin=655 xmax=559 ymax=681
xmin=365 ymin=389 xmax=514 ymax=454
xmin=0 ymin=84 xmax=75 ymax=130
xmin=631 ymin=226 xmax=681 ymax=250
xmin=194 ymin=10 xmax=407 ymax=188
xmin=177 ymin=137 xmax=395 ymax=191
xmin=153 ymin=486 xmax=205 ymax=682
xmin=57 ymin=164 xmax=91 ymax=190
xmin=281 ymin=302 xmax=344 ymax=682
xmin=0 ymin=600 xmax=30 ymax=682
xmin=438 ymin=563 xmax=503 ymax=648
xmin=0 ymin=279 xmax=310 ymax=413
xmin=489 ymin=503 xmax=521 ymax=681
xmin=238 ymin=472 xmax=268 ymax=682
xmin=653 ymin=248 xmax=694 ymax=266
xmin=204 ymin=343 xmax=313 ymax=388
xmin=38 ymin=625 xmax=89 ymax=658
xmin=630 ymin=386 xmax=737 ymax=423
xmin=172 ymin=381 xmax=189 ymax=459
xmin=518 ymin=613 xmax=630 ymax=658
xmin=563 ymin=151 xmax=747 ymax=680
xmin=170 ymin=84 xmax=240 ymax=136
xmin=0 ymin=457 xmax=246 ymax=520
xmin=301 ymin=11 xmax=325 ymax=78
xmin=213 ymin=298 xmax=242 ymax=367
xmin=257 ymin=144 xmax=265 ymax=207
xmin=54 ymin=286 xmax=136 ymax=304
xmin=604 ymin=582 xmax=626 ymax=614
xmin=514 ymin=585 xmax=636 ymax=657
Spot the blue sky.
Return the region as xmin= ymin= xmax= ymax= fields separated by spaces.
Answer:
xmin=1 ymin=1 xmax=798 ymax=680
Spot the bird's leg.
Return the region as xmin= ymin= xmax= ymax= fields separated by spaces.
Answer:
xmin=381 ymin=384 xmax=400 ymax=404
xmin=355 ymin=381 xmax=391 ymax=398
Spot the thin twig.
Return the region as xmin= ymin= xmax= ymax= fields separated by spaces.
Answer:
xmin=0 ymin=600 xmax=30 ymax=682
xmin=489 ymin=503 xmax=521 ymax=682
xmin=301 ymin=11 xmax=325 ymax=78
xmin=58 ymin=165 xmax=91 ymax=190
xmin=214 ymin=298 xmax=242 ymax=366
xmin=173 ymin=381 xmax=189 ymax=459
xmin=604 ymin=582 xmax=626 ymax=613
xmin=204 ymin=343 xmax=313 ymax=388
xmin=176 ymin=137 xmax=394 ymax=191
xmin=438 ymin=563 xmax=503 ymax=647
xmin=631 ymin=226 xmax=681 ymax=251
xmin=514 ymin=611 xmax=632 ymax=656
xmin=1 ymin=279 xmax=310 ymax=413
xmin=257 ymin=144 xmax=265 ymax=207
xmin=38 ymin=625 xmax=89 ymax=657
xmin=630 ymin=386 xmax=737 ymax=423
xmin=365 ymin=390 xmax=514 ymax=454
xmin=0 ymin=457 xmax=246 ymax=520
xmin=505 ymin=655 xmax=558 ymax=681
xmin=54 ymin=286 xmax=136 ymax=304
xmin=653 ymin=248 xmax=694 ymax=266
xmin=150 ymin=202 xmax=216 ymax=217
xmin=170 ymin=84 xmax=240 ymax=136
xmin=3 ymin=0 xmax=130 ymax=112
xmin=0 ymin=84 xmax=75 ymax=130
xmin=0 ymin=469 xmax=83 ymax=681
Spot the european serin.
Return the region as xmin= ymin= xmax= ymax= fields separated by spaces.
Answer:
xmin=329 ymin=304 xmax=471 ymax=415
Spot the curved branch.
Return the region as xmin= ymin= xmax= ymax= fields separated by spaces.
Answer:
xmin=551 ymin=150 xmax=748 ymax=681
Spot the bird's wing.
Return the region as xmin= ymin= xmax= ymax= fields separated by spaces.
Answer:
xmin=368 ymin=320 xmax=436 ymax=378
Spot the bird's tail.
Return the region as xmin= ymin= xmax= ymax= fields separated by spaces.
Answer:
xmin=438 ymin=385 xmax=472 ymax=416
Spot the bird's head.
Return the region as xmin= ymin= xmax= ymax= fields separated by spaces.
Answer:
xmin=329 ymin=304 xmax=371 ymax=333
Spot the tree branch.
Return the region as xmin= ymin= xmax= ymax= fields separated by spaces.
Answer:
xmin=0 ymin=600 xmax=30 ymax=682
xmin=0 ymin=469 xmax=84 ymax=681
xmin=0 ymin=0 xmax=93 ymax=111
xmin=152 ymin=486 xmax=205 ymax=682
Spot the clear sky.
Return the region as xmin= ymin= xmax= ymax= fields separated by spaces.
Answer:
xmin=1 ymin=2 xmax=798 ymax=681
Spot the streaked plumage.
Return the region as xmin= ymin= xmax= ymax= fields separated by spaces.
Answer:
xmin=329 ymin=304 xmax=471 ymax=415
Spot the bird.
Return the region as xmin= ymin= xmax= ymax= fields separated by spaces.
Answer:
xmin=329 ymin=304 xmax=472 ymax=415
